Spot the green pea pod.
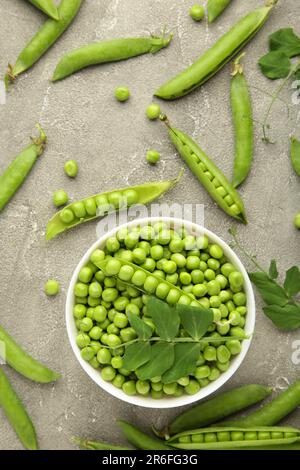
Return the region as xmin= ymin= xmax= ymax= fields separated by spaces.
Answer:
xmin=168 ymin=425 xmax=300 ymax=450
xmin=155 ymin=1 xmax=277 ymax=100
xmin=161 ymin=116 xmax=247 ymax=223
xmin=290 ymin=136 xmax=300 ymax=177
xmin=52 ymin=33 xmax=173 ymax=81
xmin=73 ymin=437 xmax=132 ymax=450
xmin=207 ymin=0 xmax=233 ymax=23
xmin=0 ymin=367 xmax=38 ymax=450
xmin=0 ymin=124 xmax=47 ymax=212
xmin=7 ymin=0 xmax=82 ymax=81
xmin=118 ymin=420 xmax=172 ymax=450
xmin=221 ymin=379 xmax=300 ymax=428
xmin=231 ymin=54 xmax=253 ymax=188
xmin=27 ymin=0 xmax=59 ymax=20
xmin=0 ymin=324 xmax=60 ymax=383
xmin=45 ymin=170 xmax=183 ymax=240
xmin=162 ymin=384 xmax=272 ymax=437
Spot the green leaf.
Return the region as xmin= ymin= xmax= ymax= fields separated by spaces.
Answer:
xmin=269 ymin=28 xmax=300 ymax=58
xmin=269 ymin=260 xmax=279 ymax=280
xmin=258 ymin=51 xmax=291 ymax=80
xmin=284 ymin=266 xmax=300 ymax=298
xmin=263 ymin=304 xmax=300 ymax=331
xmin=147 ymin=297 xmax=180 ymax=341
xmin=249 ymin=272 xmax=289 ymax=306
xmin=162 ymin=343 xmax=201 ymax=384
xmin=290 ymin=136 xmax=300 ymax=177
xmin=122 ymin=343 xmax=151 ymax=371
xmin=136 ymin=342 xmax=175 ymax=380
xmin=177 ymin=304 xmax=213 ymax=340
xmin=127 ymin=312 xmax=153 ymax=340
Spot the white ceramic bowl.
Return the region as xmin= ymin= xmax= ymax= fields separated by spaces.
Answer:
xmin=66 ymin=217 xmax=255 ymax=409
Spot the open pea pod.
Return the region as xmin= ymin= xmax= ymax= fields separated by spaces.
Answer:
xmin=168 ymin=425 xmax=300 ymax=450
xmin=46 ymin=170 xmax=183 ymax=240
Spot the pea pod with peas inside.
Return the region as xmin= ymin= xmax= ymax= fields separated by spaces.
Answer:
xmin=0 ymin=124 xmax=47 ymax=212
xmin=26 ymin=0 xmax=59 ymax=20
xmin=160 ymin=116 xmax=247 ymax=223
xmin=168 ymin=425 xmax=300 ymax=450
xmin=154 ymin=1 xmax=277 ymax=100
xmin=6 ymin=0 xmax=82 ymax=83
xmin=52 ymin=33 xmax=173 ymax=82
xmin=230 ymin=54 xmax=253 ymax=188
xmin=0 ymin=367 xmax=38 ymax=450
xmin=0 ymin=324 xmax=60 ymax=383
xmin=45 ymin=170 xmax=183 ymax=240
xmin=207 ymin=0 xmax=233 ymax=23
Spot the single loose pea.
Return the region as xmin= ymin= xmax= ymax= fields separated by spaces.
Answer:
xmin=294 ymin=213 xmax=300 ymax=229
xmin=146 ymin=103 xmax=161 ymax=120
xmin=44 ymin=279 xmax=60 ymax=296
xmin=146 ymin=150 xmax=161 ymax=165
xmin=64 ymin=160 xmax=78 ymax=178
xmin=115 ymin=86 xmax=130 ymax=102
xmin=53 ymin=189 xmax=69 ymax=207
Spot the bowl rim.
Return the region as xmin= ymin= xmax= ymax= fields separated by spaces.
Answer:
xmin=66 ymin=216 xmax=256 ymax=409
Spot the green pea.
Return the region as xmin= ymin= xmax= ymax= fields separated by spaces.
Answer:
xmin=229 ymin=311 xmax=241 ymax=326
xmin=233 ymin=292 xmax=247 ymax=306
xmin=87 ymin=296 xmax=101 ymax=307
xmin=204 ymin=433 xmax=217 ymax=443
xmin=178 ymin=435 xmax=191 ymax=443
xmin=165 ymin=273 xmax=179 ymax=285
xmin=89 ymin=326 xmax=102 ymax=340
xmin=90 ymin=249 xmax=105 ymax=265
xmin=221 ymin=263 xmax=236 ymax=277
xmin=226 ymin=339 xmax=242 ymax=355
xmin=192 ymin=284 xmax=207 ymax=298
xmin=207 ymin=280 xmax=221 ymax=296
xmin=136 ymin=380 xmax=151 ymax=395
xmin=75 ymin=296 xmax=87 ymax=305
xmin=198 ymin=297 xmax=210 ymax=309
xmin=115 ymin=86 xmax=130 ymax=102
xmin=131 ymin=270 xmax=147 ymax=287
xmin=191 ymin=434 xmax=204 ymax=443
xmin=89 ymin=282 xmax=103 ymax=299
xmin=230 ymin=326 xmax=246 ymax=338
xmin=219 ymin=290 xmax=231 ymax=303
xmin=114 ymin=313 xmax=128 ymax=328
xmin=114 ymin=296 xmax=129 ymax=311
xmin=156 ymin=282 xmax=170 ymax=299
xmin=191 ymin=269 xmax=204 ymax=284
xmin=166 ymin=288 xmax=181 ymax=305
xmin=185 ymin=379 xmax=200 ymax=395
xmin=177 ymin=377 xmax=190 ymax=387
xmin=203 ymin=346 xmax=217 ymax=361
xmin=90 ymin=341 xmax=101 ymax=354
xmin=94 ymin=306 xmax=107 ymax=323
xmin=204 ymin=269 xmax=216 ymax=281
xmin=229 ymin=271 xmax=244 ymax=288
xmin=231 ymin=431 xmax=244 ymax=441
xmin=217 ymin=431 xmax=231 ymax=442
xmin=120 ymin=327 xmax=137 ymax=342
xmin=208 ymin=367 xmax=220 ymax=381
xmin=123 ymin=189 xmax=138 ymax=206
xmin=112 ymin=374 xmax=125 ymax=389
xmin=216 ymin=361 xmax=230 ymax=372
xmin=122 ymin=380 xmax=137 ymax=396
xmin=180 ymin=272 xmax=192 ymax=285
xmin=76 ymin=333 xmax=90 ymax=349
xmin=163 ymin=383 xmax=178 ymax=395
xmin=53 ymin=189 xmax=69 ymax=207
xmin=64 ymin=159 xmax=78 ymax=178
xmin=169 ymin=238 xmax=184 ymax=253
xmin=80 ymin=317 xmax=93 ymax=332
xmin=146 ymin=103 xmax=161 ymax=120
xmin=45 ymin=279 xmax=60 ymax=296
xmin=207 ymin=258 xmax=220 ymax=271
xmin=111 ymin=356 xmax=123 ymax=369
xmin=89 ymin=357 xmax=100 ymax=369
xmin=217 ymin=320 xmax=230 ymax=335
xmin=209 ymin=244 xmax=223 ymax=259
xmin=258 ymin=432 xmax=271 ymax=440
xmin=215 ymin=274 xmax=228 ymax=289
xmin=186 ymin=256 xmax=200 ymax=270
xmin=146 ymin=150 xmax=161 ymax=165
xmin=101 ymin=366 xmax=116 ymax=382
xmin=81 ymin=346 xmax=95 ymax=361
xmin=195 ymin=365 xmax=210 ymax=379
xmin=118 ymin=265 xmax=134 ymax=282
xmin=244 ymin=432 xmax=258 ymax=441
xmin=210 ymin=295 xmax=221 ymax=308
xmin=216 ymin=345 xmax=231 ymax=364
xmin=152 ymin=382 xmax=163 ymax=391
xmin=294 ymin=213 xmax=300 ymax=229
xmin=151 ymin=390 xmax=163 ymax=399
xmin=150 ymin=245 xmax=164 ymax=260
xmin=97 ymin=348 xmax=111 ymax=364
xmin=102 ymin=288 xmax=119 ymax=303
xmin=141 ymin=258 xmax=156 ymax=272
xmin=171 ymin=253 xmax=186 ymax=268
xmin=85 ymin=198 xmax=97 ymax=216
xmin=73 ymin=304 xmax=87 ymax=320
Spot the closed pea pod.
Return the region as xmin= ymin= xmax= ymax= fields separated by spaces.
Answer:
xmin=207 ymin=0 xmax=233 ymax=23
xmin=290 ymin=136 xmax=300 ymax=177
xmin=7 ymin=0 xmax=82 ymax=82
xmin=0 ymin=125 xmax=46 ymax=212
xmin=26 ymin=0 xmax=59 ymax=20
xmin=168 ymin=425 xmax=300 ymax=449
xmin=52 ymin=33 xmax=173 ymax=81
xmin=46 ymin=170 xmax=183 ymax=240
xmin=231 ymin=54 xmax=253 ymax=188
xmin=74 ymin=438 xmax=132 ymax=450
xmin=154 ymin=1 xmax=277 ymax=100
xmin=118 ymin=420 xmax=172 ymax=450
xmin=0 ymin=367 xmax=38 ymax=450
xmin=161 ymin=116 xmax=247 ymax=223
xmin=0 ymin=324 xmax=60 ymax=383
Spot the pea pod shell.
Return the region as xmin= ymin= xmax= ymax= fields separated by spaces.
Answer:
xmin=290 ymin=136 xmax=300 ymax=177
xmin=165 ymin=384 xmax=272 ymax=437
xmin=231 ymin=57 xmax=253 ymax=188
xmin=118 ymin=420 xmax=172 ymax=450
xmin=11 ymin=0 xmax=82 ymax=77
xmin=0 ymin=367 xmax=38 ymax=450
xmin=207 ymin=0 xmax=232 ymax=23
xmin=45 ymin=170 xmax=183 ymax=240
xmin=0 ymin=324 xmax=60 ymax=383
xmin=222 ymin=379 xmax=300 ymax=428
xmin=74 ymin=438 xmax=132 ymax=450
xmin=52 ymin=34 xmax=173 ymax=81
xmin=0 ymin=125 xmax=47 ymax=212
xmin=166 ymin=125 xmax=247 ymax=223
xmin=169 ymin=425 xmax=300 ymax=450
xmin=27 ymin=0 xmax=59 ymax=20
xmin=155 ymin=3 xmax=276 ymax=100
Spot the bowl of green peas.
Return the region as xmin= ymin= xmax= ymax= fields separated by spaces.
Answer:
xmin=66 ymin=217 xmax=255 ymax=408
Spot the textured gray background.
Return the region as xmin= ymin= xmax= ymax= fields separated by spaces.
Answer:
xmin=0 ymin=0 xmax=300 ymax=450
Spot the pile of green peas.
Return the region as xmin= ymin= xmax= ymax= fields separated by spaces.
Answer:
xmin=73 ymin=222 xmax=247 ymax=399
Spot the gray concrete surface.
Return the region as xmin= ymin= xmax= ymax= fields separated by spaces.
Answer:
xmin=0 ymin=0 xmax=300 ymax=450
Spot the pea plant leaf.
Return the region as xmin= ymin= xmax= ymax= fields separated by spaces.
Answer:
xmin=249 ymin=272 xmax=289 ymax=306
xmin=269 ymin=28 xmax=300 ymax=58
xmin=122 ymin=343 xmax=151 ymax=371
xmin=269 ymin=260 xmax=279 ymax=280
xmin=263 ymin=304 xmax=300 ymax=331
xmin=162 ymin=343 xmax=201 ymax=384
xmin=176 ymin=304 xmax=213 ymax=340
xmin=147 ymin=297 xmax=180 ymax=341
xmin=284 ymin=266 xmax=300 ymax=298
xmin=127 ymin=312 xmax=153 ymax=340
xmin=258 ymin=51 xmax=291 ymax=80
xmin=136 ymin=342 xmax=175 ymax=380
